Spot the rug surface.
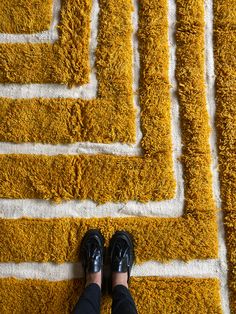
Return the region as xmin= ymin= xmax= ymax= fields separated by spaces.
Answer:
xmin=0 ymin=0 xmax=234 ymax=313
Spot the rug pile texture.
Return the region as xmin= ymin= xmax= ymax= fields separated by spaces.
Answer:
xmin=0 ymin=0 xmax=235 ymax=313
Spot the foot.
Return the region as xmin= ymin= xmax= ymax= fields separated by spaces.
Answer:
xmin=80 ymin=229 xmax=105 ymax=288
xmin=109 ymin=231 xmax=135 ymax=291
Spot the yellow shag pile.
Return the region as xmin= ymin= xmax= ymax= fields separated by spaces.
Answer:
xmin=0 ymin=277 xmax=222 ymax=314
xmin=0 ymin=0 xmax=53 ymax=34
xmin=214 ymin=0 xmax=236 ymax=312
xmin=0 ymin=0 xmax=223 ymax=312
xmin=0 ymin=98 xmax=136 ymax=144
xmin=0 ymin=154 xmax=175 ymax=203
xmin=0 ymin=0 xmax=136 ymax=144
xmin=0 ymin=0 xmax=218 ymax=260
xmin=0 ymin=0 xmax=91 ymax=86
xmin=0 ymin=215 xmax=218 ymax=263
xmin=0 ymin=0 xmax=176 ymax=202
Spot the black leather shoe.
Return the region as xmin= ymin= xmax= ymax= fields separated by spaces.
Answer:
xmin=108 ymin=231 xmax=135 ymax=283
xmin=80 ymin=229 xmax=105 ymax=275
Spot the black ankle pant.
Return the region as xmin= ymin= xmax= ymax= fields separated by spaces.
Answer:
xmin=72 ymin=283 xmax=138 ymax=314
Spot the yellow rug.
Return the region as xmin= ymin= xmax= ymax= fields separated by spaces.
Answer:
xmin=0 ymin=0 xmax=234 ymax=312
xmin=0 ymin=0 xmax=175 ymax=203
xmin=0 ymin=277 xmax=222 ymax=313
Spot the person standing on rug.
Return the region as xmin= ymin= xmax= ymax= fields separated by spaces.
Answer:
xmin=72 ymin=229 xmax=138 ymax=314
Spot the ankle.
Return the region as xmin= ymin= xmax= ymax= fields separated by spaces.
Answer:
xmin=112 ymin=272 xmax=128 ymax=290
xmin=85 ymin=271 xmax=102 ymax=288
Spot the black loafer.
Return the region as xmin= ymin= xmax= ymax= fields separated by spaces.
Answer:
xmin=80 ymin=229 xmax=105 ymax=276
xmin=108 ymin=231 xmax=135 ymax=285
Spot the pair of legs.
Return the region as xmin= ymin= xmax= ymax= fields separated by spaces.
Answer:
xmin=72 ymin=273 xmax=137 ymax=314
xmin=72 ymin=230 xmax=138 ymax=314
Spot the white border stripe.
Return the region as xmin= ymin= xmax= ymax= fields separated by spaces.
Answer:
xmin=0 ymin=259 xmax=220 ymax=281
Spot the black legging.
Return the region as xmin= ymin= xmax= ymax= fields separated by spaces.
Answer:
xmin=72 ymin=283 xmax=138 ymax=314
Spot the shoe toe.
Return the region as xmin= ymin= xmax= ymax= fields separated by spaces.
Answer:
xmin=80 ymin=229 xmax=104 ymax=273
xmin=109 ymin=231 xmax=134 ymax=275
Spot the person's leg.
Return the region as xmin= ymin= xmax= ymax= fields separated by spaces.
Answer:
xmin=111 ymin=272 xmax=137 ymax=314
xmin=109 ymin=231 xmax=138 ymax=314
xmin=72 ymin=283 xmax=101 ymax=314
xmin=72 ymin=229 xmax=104 ymax=314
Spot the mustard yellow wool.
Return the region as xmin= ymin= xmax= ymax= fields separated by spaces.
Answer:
xmin=0 ymin=214 xmax=218 ymax=263
xmin=0 ymin=0 xmax=53 ymax=34
xmin=0 ymin=0 xmax=222 ymax=312
xmin=0 ymin=277 xmax=222 ymax=314
xmin=138 ymin=0 xmax=172 ymax=156
xmin=0 ymin=0 xmax=217 ymax=262
xmin=0 ymin=98 xmax=136 ymax=144
xmin=0 ymin=0 xmax=92 ymax=86
xmin=0 ymin=0 xmax=218 ymax=263
xmin=0 ymin=154 xmax=175 ymax=203
xmin=214 ymin=0 xmax=236 ymax=312
xmin=176 ymin=0 xmax=210 ymax=155
xmin=0 ymin=0 xmax=175 ymax=202
xmin=0 ymin=0 xmax=136 ymax=144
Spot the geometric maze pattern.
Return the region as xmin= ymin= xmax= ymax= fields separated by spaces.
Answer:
xmin=0 ymin=0 xmax=175 ymax=202
xmin=0 ymin=0 xmax=136 ymax=143
xmin=0 ymin=0 xmax=218 ymax=262
xmin=1 ymin=0 xmax=234 ymax=312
